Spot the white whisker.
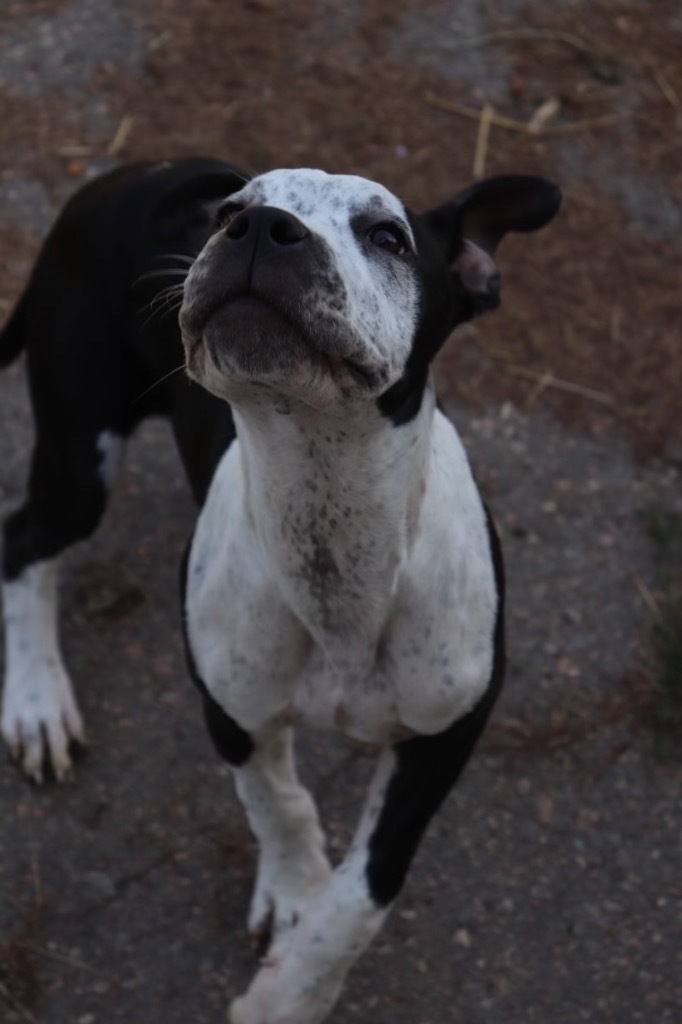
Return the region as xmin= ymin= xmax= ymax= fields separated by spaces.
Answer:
xmin=139 ymin=292 xmax=185 ymax=330
xmin=136 ymin=268 xmax=190 ymax=285
xmin=139 ymin=281 xmax=184 ymax=310
xmin=135 ymin=363 xmax=187 ymax=403
xmin=154 ymin=252 xmax=198 ymax=266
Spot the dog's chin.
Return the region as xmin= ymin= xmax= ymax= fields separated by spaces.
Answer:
xmin=205 ymin=299 xmax=317 ymax=377
xmin=186 ymin=299 xmax=384 ymax=408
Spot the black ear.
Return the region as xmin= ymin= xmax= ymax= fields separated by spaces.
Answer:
xmin=150 ymin=165 xmax=250 ymax=244
xmin=419 ymin=174 xmax=561 ymax=314
xmin=422 ymin=174 xmax=561 ymax=259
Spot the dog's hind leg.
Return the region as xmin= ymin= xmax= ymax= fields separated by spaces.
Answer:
xmin=2 ymin=428 xmax=124 ymax=781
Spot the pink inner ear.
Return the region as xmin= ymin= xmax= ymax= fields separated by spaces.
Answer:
xmin=453 ymin=239 xmax=499 ymax=294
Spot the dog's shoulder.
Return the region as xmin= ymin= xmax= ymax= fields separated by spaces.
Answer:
xmin=417 ymin=408 xmax=492 ymax=559
xmin=385 ymin=410 xmax=499 ymax=733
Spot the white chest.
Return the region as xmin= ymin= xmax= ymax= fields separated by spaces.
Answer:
xmin=185 ymin=413 xmax=498 ymax=744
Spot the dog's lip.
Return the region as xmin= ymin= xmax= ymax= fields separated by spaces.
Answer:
xmin=182 ymin=287 xmax=296 ymax=341
xmin=182 ymin=288 xmax=379 ymax=387
xmin=182 ymin=289 xmax=259 ymax=336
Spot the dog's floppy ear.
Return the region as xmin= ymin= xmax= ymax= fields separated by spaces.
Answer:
xmin=150 ymin=164 xmax=250 ymax=246
xmin=420 ymin=175 xmax=561 ymax=314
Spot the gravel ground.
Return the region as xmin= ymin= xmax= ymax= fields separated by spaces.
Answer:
xmin=1 ymin=2 xmax=680 ymax=1023
xmin=0 ymin=375 xmax=679 ymax=1024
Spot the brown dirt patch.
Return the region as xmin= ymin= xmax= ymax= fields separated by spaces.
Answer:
xmin=1 ymin=0 xmax=681 ymax=456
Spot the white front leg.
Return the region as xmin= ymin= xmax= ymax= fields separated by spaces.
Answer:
xmin=1 ymin=558 xmax=85 ymax=782
xmin=230 ymin=748 xmax=395 ymax=1024
xmin=236 ymin=724 xmax=332 ymax=941
xmin=230 ymin=859 xmax=387 ymax=1024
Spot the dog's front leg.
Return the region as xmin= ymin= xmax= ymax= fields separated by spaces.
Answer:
xmin=230 ymin=683 xmax=502 ymax=1024
xmin=1 ymin=558 xmax=85 ymax=781
xmin=233 ymin=722 xmax=332 ymax=943
xmin=229 ymin=747 xmax=393 ymax=1024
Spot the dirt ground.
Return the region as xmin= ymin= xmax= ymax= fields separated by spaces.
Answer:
xmin=0 ymin=2 xmax=680 ymax=1023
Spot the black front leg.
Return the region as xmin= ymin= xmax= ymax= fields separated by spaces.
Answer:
xmin=368 ymin=508 xmax=505 ymax=906
xmin=367 ymin=665 xmax=504 ymax=906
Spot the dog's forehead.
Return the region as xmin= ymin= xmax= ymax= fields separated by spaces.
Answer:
xmin=236 ymin=169 xmax=409 ymax=226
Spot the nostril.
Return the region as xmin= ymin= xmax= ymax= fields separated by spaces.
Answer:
xmin=270 ymin=215 xmax=309 ymax=246
xmin=223 ymin=207 xmax=309 ymax=246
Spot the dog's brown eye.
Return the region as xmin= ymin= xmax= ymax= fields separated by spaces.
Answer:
xmin=369 ymin=224 xmax=408 ymax=255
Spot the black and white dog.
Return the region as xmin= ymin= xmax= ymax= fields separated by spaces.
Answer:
xmin=0 ymin=158 xmax=560 ymax=1023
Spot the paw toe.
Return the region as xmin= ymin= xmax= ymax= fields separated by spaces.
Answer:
xmin=3 ymin=713 xmax=82 ymax=784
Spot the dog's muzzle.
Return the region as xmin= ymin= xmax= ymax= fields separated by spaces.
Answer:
xmin=180 ymin=205 xmax=316 ymax=339
xmin=179 ymin=207 xmax=381 ymax=394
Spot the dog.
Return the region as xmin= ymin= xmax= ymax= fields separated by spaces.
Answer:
xmin=0 ymin=158 xmax=560 ymax=1023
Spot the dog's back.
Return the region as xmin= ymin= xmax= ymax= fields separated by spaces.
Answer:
xmin=2 ymin=159 xmax=243 ymax=424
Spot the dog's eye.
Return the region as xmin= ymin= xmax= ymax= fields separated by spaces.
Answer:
xmin=215 ymin=201 xmax=244 ymax=230
xmin=369 ymin=223 xmax=409 ymax=255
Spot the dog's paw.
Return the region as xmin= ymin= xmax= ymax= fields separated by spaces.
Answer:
xmin=227 ymin=965 xmax=313 ymax=1024
xmin=229 ymin=990 xmax=266 ymax=1024
xmin=2 ymin=661 xmax=86 ymax=783
xmin=229 ymin=955 xmax=283 ymax=1024
xmin=228 ymin=948 xmax=343 ymax=1024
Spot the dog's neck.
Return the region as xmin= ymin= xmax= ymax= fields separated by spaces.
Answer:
xmin=230 ymin=379 xmax=437 ymax=651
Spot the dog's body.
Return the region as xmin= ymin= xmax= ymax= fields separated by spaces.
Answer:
xmin=1 ymin=159 xmax=560 ymax=1023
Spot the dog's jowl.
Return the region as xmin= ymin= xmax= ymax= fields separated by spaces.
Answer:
xmin=0 ymin=159 xmax=560 ymax=1022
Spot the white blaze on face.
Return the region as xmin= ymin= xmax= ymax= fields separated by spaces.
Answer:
xmin=229 ymin=169 xmax=421 ymax=382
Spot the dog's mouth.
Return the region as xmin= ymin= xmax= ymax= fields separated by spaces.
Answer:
xmin=181 ymin=287 xmax=380 ymax=394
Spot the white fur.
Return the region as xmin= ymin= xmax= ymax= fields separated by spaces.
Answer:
xmin=187 ymin=391 xmax=495 ymax=744
xmin=182 ymin=169 xmax=420 ymax=407
xmin=186 ymin=387 xmax=495 ymax=1022
xmin=1 ymin=559 xmax=84 ymax=782
xmin=236 ymin=170 xmax=418 ymax=378
xmin=236 ymin=723 xmax=331 ymax=939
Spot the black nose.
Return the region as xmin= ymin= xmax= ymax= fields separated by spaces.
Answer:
xmin=225 ymin=206 xmax=310 ymax=247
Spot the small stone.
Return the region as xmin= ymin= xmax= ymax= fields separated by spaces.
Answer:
xmin=453 ymin=928 xmax=472 ymax=948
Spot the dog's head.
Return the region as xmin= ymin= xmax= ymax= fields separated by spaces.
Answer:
xmin=180 ymin=168 xmax=560 ymax=418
